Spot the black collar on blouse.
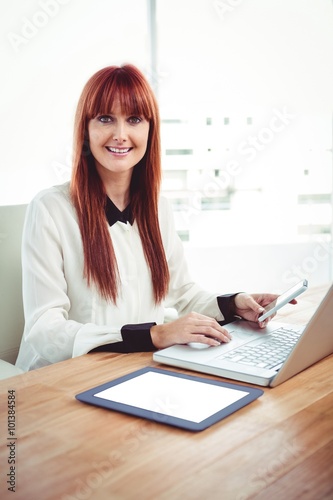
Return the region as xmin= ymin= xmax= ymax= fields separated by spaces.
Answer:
xmin=105 ymin=197 xmax=134 ymax=227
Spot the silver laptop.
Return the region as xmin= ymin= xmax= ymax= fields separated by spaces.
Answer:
xmin=153 ymin=285 xmax=333 ymax=387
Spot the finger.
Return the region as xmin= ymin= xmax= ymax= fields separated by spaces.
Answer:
xmin=258 ymin=313 xmax=272 ymax=327
xmin=184 ymin=313 xmax=232 ymax=342
xmin=197 ymin=317 xmax=232 ymax=337
xmin=250 ymin=299 xmax=266 ymax=314
xmin=258 ymin=310 xmax=276 ymax=327
xmin=258 ymin=319 xmax=268 ymax=328
xmin=187 ymin=334 xmax=223 ymax=347
xmin=239 ymin=295 xmax=265 ymax=315
xmin=191 ymin=324 xmax=232 ymax=343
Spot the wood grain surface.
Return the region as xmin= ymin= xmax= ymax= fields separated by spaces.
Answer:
xmin=0 ymin=285 xmax=332 ymax=500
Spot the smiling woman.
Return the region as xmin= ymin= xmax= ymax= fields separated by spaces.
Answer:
xmin=88 ymin=103 xmax=150 ymax=201
xmin=71 ymin=65 xmax=168 ymax=304
xmin=15 ymin=64 xmax=279 ymax=372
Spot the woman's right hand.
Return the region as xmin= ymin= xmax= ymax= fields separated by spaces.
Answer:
xmin=150 ymin=311 xmax=232 ymax=350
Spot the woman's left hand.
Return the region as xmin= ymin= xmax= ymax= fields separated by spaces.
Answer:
xmin=233 ymin=293 xmax=297 ymax=328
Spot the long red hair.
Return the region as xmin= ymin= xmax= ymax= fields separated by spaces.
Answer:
xmin=70 ymin=65 xmax=169 ymax=303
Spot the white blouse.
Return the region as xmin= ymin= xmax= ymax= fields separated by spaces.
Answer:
xmin=15 ymin=182 xmax=224 ymax=371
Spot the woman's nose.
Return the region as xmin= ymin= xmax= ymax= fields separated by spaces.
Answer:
xmin=112 ymin=121 xmax=127 ymax=142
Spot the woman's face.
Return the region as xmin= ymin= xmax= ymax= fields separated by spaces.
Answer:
xmin=88 ymin=100 xmax=150 ymax=181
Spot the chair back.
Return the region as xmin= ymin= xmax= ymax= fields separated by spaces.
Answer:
xmin=0 ymin=204 xmax=27 ymax=364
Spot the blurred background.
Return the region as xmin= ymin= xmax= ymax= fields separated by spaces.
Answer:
xmin=1 ymin=0 xmax=332 ymax=294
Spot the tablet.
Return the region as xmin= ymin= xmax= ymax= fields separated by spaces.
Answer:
xmin=75 ymin=367 xmax=264 ymax=431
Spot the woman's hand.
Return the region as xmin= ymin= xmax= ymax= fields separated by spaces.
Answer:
xmin=150 ymin=312 xmax=232 ymax=350
xmin=150 ymin=293 xmax=298 ymax=349
xmin=233 ymin=293 xmax=297 ymax=328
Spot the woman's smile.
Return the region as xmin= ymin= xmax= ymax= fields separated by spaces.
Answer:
xmin=88 ymin=100 xmax=150 ymax=179
xmin=105 ymin=146 xmax=133 ymax=155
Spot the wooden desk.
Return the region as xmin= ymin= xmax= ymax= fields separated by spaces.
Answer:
xmin=1 ymin=285 xmax=332 ymax=500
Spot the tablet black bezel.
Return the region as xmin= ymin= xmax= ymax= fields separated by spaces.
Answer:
xmin=75 ymin=366 xmax=264 ymax=431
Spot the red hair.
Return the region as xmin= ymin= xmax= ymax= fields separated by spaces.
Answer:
xmin=70 ymin=65 xmax=169 ymax=303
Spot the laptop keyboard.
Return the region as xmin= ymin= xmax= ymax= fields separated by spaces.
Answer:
xmin=218 ymin=327 xmax=303 ymax=370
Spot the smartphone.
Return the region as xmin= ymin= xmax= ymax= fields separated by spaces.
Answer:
xmin=258 ymin=279 xmax=308 ymax=322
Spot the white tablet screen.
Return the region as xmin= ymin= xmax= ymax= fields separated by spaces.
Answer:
xmin=94 ymin=371 xmax=248 ymax=423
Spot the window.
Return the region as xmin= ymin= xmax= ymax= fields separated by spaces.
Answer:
xmin=156 ymin=0 xmax=333 ymax=290
xmin=1 ymin=0 xmax=332 ymax=292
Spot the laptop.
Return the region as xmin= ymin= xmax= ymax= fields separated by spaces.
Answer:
xmin=153 ymin=285 xmax=333 ymax=387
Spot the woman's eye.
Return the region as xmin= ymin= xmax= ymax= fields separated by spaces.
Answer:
xmin=128 ymin=116 xmax=142 ymax=124
xmin=98 ymin=115 xmax=112 ymax=123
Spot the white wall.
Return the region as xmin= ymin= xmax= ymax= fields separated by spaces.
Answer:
xmin=1 ymin=0 xmax=149 ymax=204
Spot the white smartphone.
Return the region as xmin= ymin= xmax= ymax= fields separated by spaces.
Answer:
xmin=258 ymin=279 xmax=308 ymax=322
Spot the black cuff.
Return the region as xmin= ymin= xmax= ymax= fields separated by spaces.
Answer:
xmin=88 ymin=322 xmax=157 ymax=354
xmin=217 ymin=293 xmax=241 ymax=325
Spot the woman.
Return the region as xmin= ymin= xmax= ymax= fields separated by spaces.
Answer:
xmin=16 ymin=65 xmax=279 ymax=371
